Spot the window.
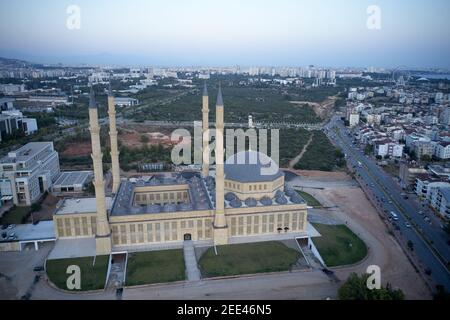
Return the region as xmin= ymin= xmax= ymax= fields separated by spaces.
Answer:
xmin=155 ymin=223 xmax=161 ymax=241
xmin=230 ymin=217 xmax=237 ymax=236
xmin=246 ymin=216 xmax=252 ymax=234
xmin=82 ymin=217 xmax=88 ymax=235
xmin=253 ymin=216 xmax=259 ymax=234
xmin=112 ymin=226 xmax=119 ymax=244
xmin=130 ymin=224 xmax=136 ymax=243
xmin=120 ymin=225 xmax=127 ymax=244
xmin=65 ymin=218 xmax=72 ymax=236
xmin=91 ymin=216 xmax=97 ymax=235
xmin=138 ymin=224 xmax=144 ymax=243
xmin=284 ymin=213 xmax=290 ymax=228
xmin=197 ymin=220 xmax=203 ymax=239
xmin=164 ymin=222 xmax=170 ymax=241
xmin=269 ymin=215 xmax=275 ymax=232
xmin=262 ymin=215 xmax=267 ymax=233
xmin=147 ymin=223 xmax=153 ymax=242
xmin=204 ymin=219 xmax=212 ymax=238
xmin=249 ymin=185 xmax=252 ymax=191
xmin=56 ymin=219 xmax=64 ymax=237
xmin=172 ymin=221 xmax=178 ymax=240
xmin=292 ymin=212 xmax=298 ymax=230
xmin=74 ymin=218 xmax=80 ymax=236
xmin=238 ymin=217 xmax=244 ymax=235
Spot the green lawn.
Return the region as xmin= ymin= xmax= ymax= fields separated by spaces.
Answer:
xmin=0 ymin=206 xmax=31 ymax=224
xmin=312 ymin=223 xmax=367 ymax=267
xmin=125 ymin=249 xmax=185 ymax=286
xmin=199 ymin=241 xmax=300 ymax=278
xmin=297 ymin=191 xmax=322 ymax=207
xmin=46 ymin=256 xmax=109 ymax=291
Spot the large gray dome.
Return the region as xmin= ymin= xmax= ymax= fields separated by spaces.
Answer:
xmin=224 ymin=151 xmax=283 ymax=183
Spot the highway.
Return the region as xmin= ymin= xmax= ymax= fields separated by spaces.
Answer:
xmin=325 ymin=115 xmax=450 ymax=292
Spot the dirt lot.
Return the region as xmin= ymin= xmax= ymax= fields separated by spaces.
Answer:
xmin=60 ymin=141 xmax=91 ymax=157
xmin=287 ymin=169 xmax=351 ymax=181
xmin=119 ymin=125 xmax=177 ymax=149
xmin=307 ymin=185 xmax=431 ymax=299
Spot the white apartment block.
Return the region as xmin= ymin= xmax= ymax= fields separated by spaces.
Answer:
xmin=430 ymin=187 xmax=450 ymax=219
xmin=433 ymin=141 xmax=450 ymax=160
xmin=349 ymin=113 xmax=360 ymax=127
xmin=0 ymin=142 xmax=60 ymax=206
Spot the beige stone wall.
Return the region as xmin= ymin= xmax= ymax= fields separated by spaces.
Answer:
xmin=110 ymin=216 xmax=214 ymax=247
xmin=134 ymin=189 xmax=189 ymax=206
xmin=224 ymin=175 xmax=285 ymax=200
xmin=55 ymin=203 xmax=308 ymax=247
xmin=54 ymin=213 xmax=97 ymax=238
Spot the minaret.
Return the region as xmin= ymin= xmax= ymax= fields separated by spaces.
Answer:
xmin=107 ymin=83 xmax=121 ymax=193
xmin=202 ymin=83 xmax=210 ymax=177
xmin=213 ymin=85 xmax=228 ymax=245
xmin=88 ymin=87 xmax=112 ymax=255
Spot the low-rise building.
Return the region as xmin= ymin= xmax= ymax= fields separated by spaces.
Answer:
xmin=0 ymin=142 xmax=60 ymax=205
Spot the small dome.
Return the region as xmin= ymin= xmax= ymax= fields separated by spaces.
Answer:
xmin=162 ymin=203 xmax=177 ymax=212
xmin=290 ymin=193 xmax=304 ymax=204
xmin=245 ymin=197 xmax=257 ymax=207
xmin=225 ymin=192 xmax=237 ymax=201
xmin=178 ymin=203 xmax=193 ymax=211
xmin=229 ymin=198 xmax=242 ymax=208
xmin=275 ymin=189 xmax=285 ymax=197
xmin=260 ymin=196 xmax=273 ymax=206
xmin=145 ymin=204 xmax=161 ymax=213
xmin=275 ymin=195 xmax=288 ymax=205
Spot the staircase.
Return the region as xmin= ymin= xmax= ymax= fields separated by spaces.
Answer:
xmin=183 ymin=240 xmax=201 ymax=282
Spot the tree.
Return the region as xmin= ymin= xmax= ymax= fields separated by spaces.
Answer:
xmin=420 ymin=154 xmax=432 ymax=162
xmin=364 ymin=144 xmax=374 ymax=155
xmin=140 ymin=134 xmax=149 ymax=144
xmin=338 ymin=273 xmax=404 ymax=300
xmin=444 ymin=221 xmax=450 ymax=235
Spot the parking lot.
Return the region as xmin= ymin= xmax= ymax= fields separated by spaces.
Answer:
xmin=0 ymin=242 xmax=54 ymax=299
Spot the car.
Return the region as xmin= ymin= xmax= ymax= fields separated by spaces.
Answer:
xmin=33 ymin=266 xmax=44 ymax=272
xmin=116 ymin=288 xmax=123 ymax=299
xmin=405 ymin=222 xmax=411 ymax=228
xmin=418 ymin=210 xmax=424 ymax=215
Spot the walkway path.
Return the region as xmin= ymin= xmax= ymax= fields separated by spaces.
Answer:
xmin=288 ymin=133 xmax=314 ymax=169
xmin=183 ymin=240 xmax=201 ymax=282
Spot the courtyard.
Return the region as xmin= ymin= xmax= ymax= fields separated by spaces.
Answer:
xmin=198 ymin=241 xmax=301 ymax=278
xmin=125 ymin=249 xmax=185 ymax=286
xmin=311 ymin=223 xmax=367 ymax=267
xmin=46 ymin=255 xmax=109 ymax=291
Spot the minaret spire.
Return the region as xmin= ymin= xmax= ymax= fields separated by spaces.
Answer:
xmin=107 ymin=81 xmax=121 ymax=193
xmin=202 ymin=82 xmax=210 ymax=177
xmin=213 ymin=83 xmax=228 ymax=245
xmin=88 ymin=85 xmax=112 ymax=255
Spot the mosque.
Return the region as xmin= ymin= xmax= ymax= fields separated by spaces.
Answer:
xmin=52 ymin=84 xmax=312 ymax=256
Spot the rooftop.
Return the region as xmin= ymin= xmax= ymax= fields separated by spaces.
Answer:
xmin=0 ymin=221 xmax=55 ymax=242
xmin=56 ymin=197 xmax=113 ymax=215
xmin=1 ymin=142 xmax=54 ymax=164
xmin=53 ymin=171 xmax=92 ymax=187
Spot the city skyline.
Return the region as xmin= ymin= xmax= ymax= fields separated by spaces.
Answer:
xmin=1 ymin=0 xmax=450 ymax=68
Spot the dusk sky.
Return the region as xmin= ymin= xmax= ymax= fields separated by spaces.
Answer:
xmin=1 ymin=0 xmax=449 ymax=68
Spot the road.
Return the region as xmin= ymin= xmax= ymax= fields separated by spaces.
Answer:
xmin=325 ymin=116 xmax=450 ymax=292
